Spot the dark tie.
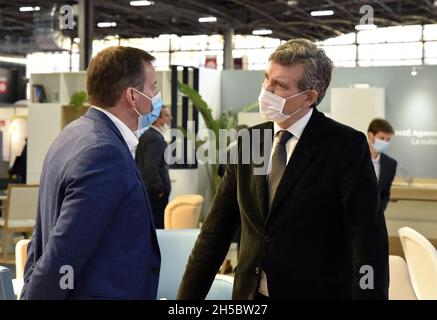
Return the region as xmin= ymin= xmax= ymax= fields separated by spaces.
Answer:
xmin=268 ymin=130 xmax=293 ymax=206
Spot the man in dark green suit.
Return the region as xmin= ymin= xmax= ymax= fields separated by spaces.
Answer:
xmin=177 ymin=39 xmax=389 ymax=300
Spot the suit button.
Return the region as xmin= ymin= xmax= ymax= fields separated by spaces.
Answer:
xmin=255 ymin=267 xmax=260 ymax=275
xmin=152 ymin=266 xmax=160 ymax=274
xmin=264 ymin=235 xmax=272 ymax=242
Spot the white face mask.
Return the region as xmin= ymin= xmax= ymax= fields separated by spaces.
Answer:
xmin=258 ymin=86 xmax=309 ymax=123
xmin=373 ymin=138 xmax=390 ymax=153
xmin=161 ymin=123 xmax=170 ymax=133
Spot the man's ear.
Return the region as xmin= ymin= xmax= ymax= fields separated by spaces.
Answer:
xmin=367 ymin=132 xmax=374 ymax=142
xmin=126 ymin=87 xmax=136 ymax=106
xmin=304 ymin=89 xmax=318 ymax=107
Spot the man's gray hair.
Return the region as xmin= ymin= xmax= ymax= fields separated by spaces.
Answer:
xmin=269 ymin=38 xmax=333 ymax=107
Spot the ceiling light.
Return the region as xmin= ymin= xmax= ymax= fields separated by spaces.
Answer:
xmin=198 ymin=16 xmax=217 ymax=23
xmin=434 ymin=0 xmax=437 ymax=6
xmin=287 ymin=0 xmax=298 ymax=5
xmin=411 ymin=67 xmax=418 ymax=77
xmin=19 ymin=6 xmax=40 ymax=12
xmin=354 ymin=83 xmax=370 ymax=89
xmin=97 ymin=22 xmax=117 ymax=28
xmin=355 ymin=24 xmax=377 ymax=31
xmin=310 ymin=10 xmax=334 ymax=16
xmin=130 ymin=1 xmax=154 ymax=6
xmin=252 ymin=29 xmax=273 ymax=36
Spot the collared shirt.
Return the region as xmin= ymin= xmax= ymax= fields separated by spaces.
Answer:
xmin=259 ymin=107 xmax=313 ymax=297
xmin=372 ymin=153 xmax=381 ymax=181
xmin=91 ymin=106 xmax=138 ymax=158
xmin=266 ymin=108 xmax=314 ymax=174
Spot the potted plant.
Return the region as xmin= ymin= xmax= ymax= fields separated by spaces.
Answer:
xmin=177 ymin=82 xmax=257 ymax=197
xmin=63 ymin=91 xmax=89 ymax=127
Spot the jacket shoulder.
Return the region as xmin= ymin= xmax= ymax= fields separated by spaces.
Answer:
xmin=249 ymin=121 xmax=272 ymax=131
xmin=381 ymin=153 xmax=398 ymax=167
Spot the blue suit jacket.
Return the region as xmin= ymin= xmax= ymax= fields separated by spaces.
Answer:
xmin=21 ymin=108 xmax=161 ymax=299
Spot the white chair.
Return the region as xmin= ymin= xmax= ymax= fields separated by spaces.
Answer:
xmin=206 ymin=274 xmax=234 ymax=300
xmin=0 ymin=184 xmax=38 ymax=262
xmin=156 ymin=229 xmax=234 ymax=300
xmin=12 ymin=239 xmax=30 ymax=299
xmin=388 ymin=255 xmax=416 ymax=300
xmin=399 ymin=227 xmax=437 ymax=299
xmin=164 ymin=195 xmax=203 ymax=229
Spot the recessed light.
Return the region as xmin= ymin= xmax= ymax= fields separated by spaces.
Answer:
xmin=310 ymin=10 xmax=334 ymax=16
xmin=130 ymin=1 xmax=154 ymax=6
xmin=252 ymin=29 xmax=273 ymax=36
xmin=97 ymin=22 xmax=117 ymax=28
xmin=19 ymin=6 xmax=40 ymax=12
xmin=198 ymin=16 xmax=217 ymax=23
xmin=355 ymin=24 xmax=377 ymax=31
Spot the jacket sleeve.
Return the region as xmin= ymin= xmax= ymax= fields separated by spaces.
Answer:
xmin=177 ymin=163 xmax=241 ymax=299
xmin=136 ymin=135 xmax=166 ymax=193
xmin=20 ymin=144 xmax=129 ymax=299
xmin=340 ymin=131 xmax=389 ymax=300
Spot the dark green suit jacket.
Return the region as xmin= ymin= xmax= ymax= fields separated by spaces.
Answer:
xmin=177 ymin=109 xmax=389 ymax=300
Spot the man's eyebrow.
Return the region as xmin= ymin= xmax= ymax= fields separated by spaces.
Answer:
xmin=276 ymin=79 xmax=289 ymax=88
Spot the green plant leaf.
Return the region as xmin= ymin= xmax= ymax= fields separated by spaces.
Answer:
xmin=69 ymin=91 xmax=88 ymax=114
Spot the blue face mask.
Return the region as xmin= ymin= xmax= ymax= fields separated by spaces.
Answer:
xmin=373 ymin=137 xmax=390 ymax=153
xmin=131 ymin=88 xmax=163 ymax=132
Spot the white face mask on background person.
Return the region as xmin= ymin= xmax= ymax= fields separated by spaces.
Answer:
xmin=161 ymin=123 xmax=170 ymax=133
xmin=258 ymin=86 xmax=309 ymax=123
xmin=372 ymin=138 xmax=390 ymax=153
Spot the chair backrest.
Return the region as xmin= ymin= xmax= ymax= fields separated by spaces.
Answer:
xmin=4 ymin=184 xmax=39 ymax=222
xmin=156 ymin=229 xmax=200 ymax=299
xmin=399 ymin=227 xmax=437 ymax=299
xmin=0 ymin=266 xmax=15 ymax=300
xmin=206 ymin=274 xmax=234 ymax=300
xmin=389 ymin=255 xmax=417 ymax=300
xmin=15 ymin=239 xmax=30 ymax=281
xmin=164 ymin=195 xmax=203 ymax=229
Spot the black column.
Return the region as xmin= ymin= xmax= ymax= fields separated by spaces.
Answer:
xmin=79 ymin=0 xmax=93 ymax=70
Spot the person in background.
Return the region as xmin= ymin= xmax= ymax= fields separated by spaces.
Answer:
xmin=367 ymin=118 xmax=397 ymax=216
xmin=136 ymin=106 xmax=172 ymax=229
xmin=21 ymin=46 xmax=161 ymax=299
xmin=8 ymin=138 xmax=27 ymax=183
xmin=177 ymin=38 xmax=389 ymax=300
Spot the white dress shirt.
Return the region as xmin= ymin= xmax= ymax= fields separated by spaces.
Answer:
xmin=258 ymin=108 xmax=313 ymax=297
xmin=372 ymin=153 xmax=381 ymax=181
xmin=91 ymin=106 xmax=138 ymax=158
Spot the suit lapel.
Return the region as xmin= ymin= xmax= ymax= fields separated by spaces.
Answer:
xmin=267 ymin=109 xmax=323 ymax=221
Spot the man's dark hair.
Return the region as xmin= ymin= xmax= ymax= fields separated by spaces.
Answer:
xmin=368 ymin=118 xmax=395 ymax=135
xmin=87 ymin=46 xmax=155 ymax=108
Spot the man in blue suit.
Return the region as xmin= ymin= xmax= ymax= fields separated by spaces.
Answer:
xmin=21 ymin=46 xmax=161 ymax=299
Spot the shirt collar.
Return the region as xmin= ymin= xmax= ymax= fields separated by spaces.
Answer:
xmin=373 ymin=153 xmax=381 ymax=163
xmin=91 ymin=106 xmax=138 ymax=157
xmin=273 ymin=108 xmax=313 ymax=140
xmin=150 ymin=125 xmax=165 ymax=138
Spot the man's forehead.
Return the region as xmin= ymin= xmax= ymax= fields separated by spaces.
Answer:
xmin=266 ymin=62 xmax=304 ymax=81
